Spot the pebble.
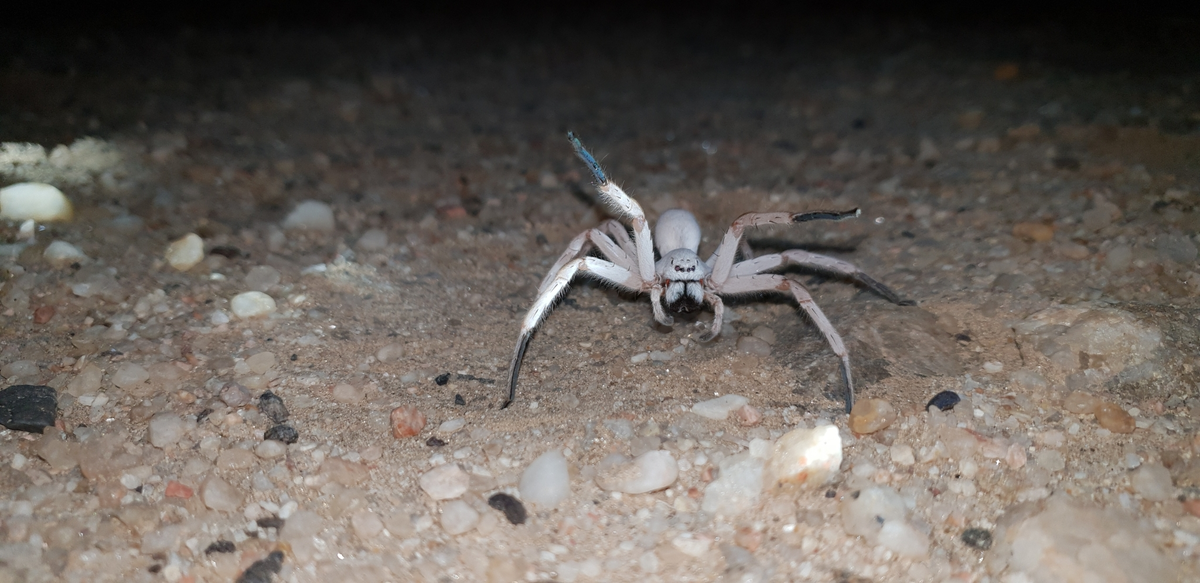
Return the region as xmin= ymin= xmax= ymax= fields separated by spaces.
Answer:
xmin=595 ymin=450 xmax=678 ymax=493
xmin=890 ymin=443 xmax=916 ymax=466
xmin=1012 ymin=222 xmax=1054 ymax=243
xmin=437 ymin=418 xmax=466 ymax=434
xmin=112 ymin=363 xmax=150 ymax=390
xmin=736 ymin=404 xmax=762 ymax=426
xmin=736 ymin=336 xmax=772 ymax=356
xmin=220 ymin=383 xmax=253 ymax=407
xmin=764 ymin=424 xmax=842 ymax=489
xmin=282 ymin=200 xmax=335 ymax=232
xmin=440 ymin=500 xmax=481 ymax=535
xmin=244 ymin=265 xmax=281 ymax=292
xmin=519 ymin=449 xmax=571 ymax=507
xmin=1130 ymin=463 xmax=1173 ymax=501
xmin=1105 ymin=244 xmax=1133 ymax=272
xmin=356 ymin=228 xmax=389 ymax=251
xmin=230 ymin=291 xmax=277 ymax=319
xmin=201 ymin=475 xmax=243 ymax=512
xmin=419 ymin=463 xmax=470 ymax=500
xmin=255 ymin=440 xmax=287 ymax=459
xmin=33 ymin=305 xmax=55 ymax=324
xmin=264 ymin=424 xmax=298 ymax=444
xmin=926 ymin=391 xmax=961 ymax=411
xmin=841 ymin=486 xmax=908 ymax=541
xmin=0 ymin=384 xmax=57 ymax=433
xmin=751 ymin=326 xmax=776 ymax=345
xmin=1094 ymin=401 xmax=1135 ymax=434
xmin=280 ymin=511 xmax=324 ymax=563
xmin=961 ymin=527 xmax=993 ymax=550
xmin=318 ymin=457 xmax=370 ymax=486
xmin=878 ymin=520 xmax=931 ymax=558
xmin=691 ymin=394 xmax=749 ymax=420
xmin=246 ymin=352 xmax=276 ymax=374
xmin=258 ymin=391 xmax=289 ymax=423
xmin=43 ymin=241 xmax=89 ymax=268
xmin=0 ymin=182 xmax=73 ymax=221
xmin=849 ymin=399 xmax=897 ymax=434
xmin=391 ymin=405 xmax=426 ymax=438
xmin=165 ymin=233 xmax=204 ymax=271
xmin=236 ymin=550 xmax=284 ymax=583
xmin=216 ymin=448 xmax=257 ymax=470
xmin=165 ymin=481 xmax=194 ymax=499
xmin=375 ymin=343 xmax=405 ymax=362
xmin=487 ymin=493 xmax=527 ymax=525
xmin=1157 ymin=234 xmax=1198 ymax=264
xmin=147 ymin=413 xmax=187 ymax=448
xmin=1014 ymin=306 xmax=1161 ymax=377
xmin=331 ymin=383 xmax=364 ymax=403
xmin=1063 ymin=391 xmax=1100 ymax=415
xmin=351 ymin=510 xmax=384 ymax=539
xmin=702 ymin=454 xmax=764 ymax=516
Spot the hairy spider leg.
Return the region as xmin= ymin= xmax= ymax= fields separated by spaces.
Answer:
xmin=504 ymin=256 xmax=641 ymax=409
xmin=729 ymin=249 xmax=913 ymax=305
xmin=707 ymin=209 xmax=861 ymax=286
xmin=718 ymin=273 xmax=855 ymax=412
xmin=537 ymin=225 xmax=635 ymax=295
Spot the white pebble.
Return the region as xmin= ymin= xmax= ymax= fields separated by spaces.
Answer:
xmin=230 ymin=291 xmax=276 ymax=319
xmin=255 ymin=440 xmax=287 ymax=459
xmin=437 ymin=418 xmax=467 ymax=434
xmin=764 ymin=424 xmax=842 ymax=488
xmin=983 ymin=361 xmax=1004 ymax=373
xmin=282 ymin=200 xmax=335 ymax=232
xmin=148 ymin=413 xmax=187 ymax=448
xmin=418 ymin=463 xmax=470 ymax=500
xmin=701 ymin=454 xmax=764 ymax=516
xmin=112 ymin=362 xmax=150 ymax=389
xmin=165 ymin=233 xmax=204 ymax=271
xmin=440 ymin=500 xmax=480 ymax=535
xmin=1131 ymin=463 xmax=1173 ymax=501
xmin=244 ymin=265 xmax=282 ymax=291
xmin=890 ymin=443 xmax=915 ymax=466
xmin=841 ymin=486 xmax=907 ymax=542
xmin=519 ymin=449 xmax=571 ymax=508
xmin=595 ymin=450 xmax=678 ymax=494
xmin=877 ymin=520 xmax=930 ymax=558
xmin=43 ymin=240 xmax=89 ymax=268
xmin=691 ymin=394 xmax=749 ymax=420
xmin=201 ymin=475 xmax=243 ymax=512
xmin=356 ymin=228 xmax=389 ymax=251
xmin=0 ymin=182 xmax=73 ymax=221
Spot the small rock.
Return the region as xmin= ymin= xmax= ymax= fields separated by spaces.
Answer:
xmin=0 ymin=182 xmax=73 ymax=221
xmin=878 ymin=520 xmax=930 ymax=558
xmin=280 ymin=511 xmax=324 ymax=563
xmin=0 ymin=384 xmax=57 ymax=433
xmin=691 ymin=394 xmax=749 ymax=420
xmin=764 ymin=424 xmax=842 ymax=488
xmin=1012 ymin=222 xmax=1055 ymax=243
xmin=255 ymin=440 xmax=287 ymax=459
xmin=205 ymin=540 xmax=236 ymax=555
xmin=331 ymin=383 xmax=364 ymax=403
xmin=595 ymin=450 xmax=679 ymax=493
xmin=487 ymin=492 xmax=527 ymax=525
xmin=318 ymin=457 xmax=370 ymax=486
xmin=849 ymin=399 xmax=897 ymax=434
xmin=437 ymin=418 xmax=466 ymax=434
xmin=841 ymin=486 xmax=908 ymax=542
xmin=147 ymin=413 xmax=187 ymax=448
xmin=736 ymin=404 xmax=762 ymax=426
xmin=258 ymin=391 xmax=289 ymax=423
xmin=236 ymin=550 xmax=284 ymax=583
xmin=926 ymin=391 xmax=961 ymax=411
xmin=282 ymin=200 xmax=335 ymax=232
xmin=390 ymin=405 xmax=426 ymax=438
xmin=1131 ymin=463 xmax=1173 ymax=501
xmin=246 ymin=352 xmax=276 ymax=374
xmin=440 ymin=500 xmax=481 ymax=535
xmin=264 ymin=424 xmax=298 ymax=444
xmin=66 ymin=364 xmax=103 ymax=396
xmin=112 ymin=363 xmax=150 ymax=390
xmin=1157 ymin=234 xmax=1198 ymax=265
xmin=201 ymin=475 xmax=243 ymax=512
xmin=165 ymin=481 xmax=194 ymax=499
xmin=220 ymin=383 xmax=253 ymax=407
xmin=426 ymin=436 xmax=446 ymax=447
xmin=961 ymin=527 xmax=993 ymax=550
xmin=351 ymin=510 xmax=384 ymax=539
xmin=419 ymin=463 xmax=471 ymax=500
xmin=702 ymin=454 xmax=764 ymax=516
xmin=33 ymin=305 xmax=55 ymax=324
xmin=244 ymin=266 xmax=281 ymax=292
xmin=375 ymin=343 xmax=405 ymax=362
xmin=751 ymin=326 xmax=776 ymax=345
xmin=165 ymin=233 xmax=205 ymax=271
xmin=356 ymin=228 xmax=389 ymax=251
xmin=230 ymin=291 xmax=277 ymax=319
xmin=736 ymin=336 xmax=772 ymax=356
xmin=1063 ymin=391 xmax=1100 ymax=415
xmin=1095 ymin=401 xmax=1135 ymax=434
xmin=216 ymin=448 xmax=257 ymax=470
xmin=1105 ymin=245 xmax=1133 ymax=272
xmin=890 ymin=443 xmax=915 ymax=466
xmin=519 ymin=450 xmax=571 ymax=508
xmin=44 ymin=240 xmax=90 ymax=268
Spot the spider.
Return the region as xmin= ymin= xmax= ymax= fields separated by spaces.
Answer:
xmin=502 ymin=133 xmax=912 ymax=412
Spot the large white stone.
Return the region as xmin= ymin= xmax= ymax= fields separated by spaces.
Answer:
xmin=0 ymin=182 xmax=73 ymax=222
xmin=595 ymin=450 xmax=678 ymax=494
xmin=764 ymin=424 xmax=842 ymax=489
xmin=165 ymin=233 xmax=204 ymax=271
xmin=230 ymin=291 xmax=276 ymax=319
xmin=519 ymin=449 xmax=570 ymax=508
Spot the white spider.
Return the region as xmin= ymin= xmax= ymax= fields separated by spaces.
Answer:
xmin=503 ymin=133 xmax=912 ymax=412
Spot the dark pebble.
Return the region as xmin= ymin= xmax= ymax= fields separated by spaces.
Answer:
xmin=488 ymin=492 xmax=527 ymax=525
xmin=209 ymin=245 xmax=247 ymax=258
xmin=435 ymin=373 xmax=450 ymax=386
xmin=0 ymin=385 xmax=58 ymax=434
xmin=926 ymin=391 xmax=961 ymax=411
xmin=205 ymin=540 xmax=236 ymax=555
xmin=256 ymin=516 xmax=285 ymax=530
xmin=236 ymin=550 xmax=285 ymax=583
xmin=961 ymin=527 xmax=993 ymax=550
xmin=954 ymin=332 xmax=972 ymax=342
xmin=426 ymin=436 xmax=446 ymax=447
xmin=258 ymin=391 xmax=289 ymax=423
xmin=454 ymin=394 xmax=466 ymax=406
xmin=264 ymin=425 xmax=299 ymax=444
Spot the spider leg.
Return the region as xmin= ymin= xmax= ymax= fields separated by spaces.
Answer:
xmin=707 ymin=208 xmax=861 ymax=286
xmin=696 ymin=291 xmax=723 ymax=342
xmin=729 ymin=251 xmax=913 ymax=305
xmin=537 ymin=228 xmax=634 ymax=295
xmin=569 ymin=133 xmax=656 ymax=285
xmin=504 ymin=256 xmax=642 ymax=409
xmin=599 ymin=219 xmax=637 ymax=258
xmin=719 ymin=273 xmax=855 ymax=413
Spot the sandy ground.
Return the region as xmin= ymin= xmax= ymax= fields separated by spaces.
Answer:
xmin=1 ymin=14 xmax=1199 ymax=583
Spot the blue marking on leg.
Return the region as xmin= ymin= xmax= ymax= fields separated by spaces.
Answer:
xmin=567 ymin=132 xmax=607 ymax=185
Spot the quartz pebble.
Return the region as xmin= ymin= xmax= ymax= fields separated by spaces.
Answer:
xmin=736 ymin=336 xmax=772 ymax=356
xmin=1130 ymin=463 xmax=1173 ymax=501
xmin=44 ymin=240 xmax=90 ymax=268
xmin=702 ymin=454 xmax=764 ymax=516
xmin=736 ymin=404 xmax=762 ymax=426
xmin=255 ymin=440 xmax=287 ymax=459
xmin=1063 ymin=391 xmax=1099 ymax=415
xmin=281 ymin=511 xmax=325 ymax=563
xmin=147 ymin=413 xmax=188 ymax=448
xmin=419 ymin=463 xmax=470 ymax=500
xmin=849 ymin=399 xmax=897 ymax=434
xmin=1094 ymin=401 xmax=1135 ymax=434
xmin=331 ymin=383 xmax=364 ymax=403
xmin=440 ymin=500 xmax=481 ymax=535
xmin=351 ymin=510 xmax=385 ymax=539
xmin=375 ymin=343 xmax=405 ymax=362
xmin=201 ymin=475 xmax=243 ymax=512
xmin=112 ymin=363 xmax=150 ymax=390
xmin=246 ymin=352 xmax=276 ymax=374
xmin=764 ymin=424 xmax=842 ymax=489
xmin=391 ymin=405 xmax=426 ymax=438
xmin=518 ymin=450 xmax=570 ymax=508
xmin=244 ymin=265 xmax=281 ymax=291
xmin=165 ymin=233 xmax=204 ymax=271
xmin=318 ymin=457 xmax=370 ymax=486
xmin=841 ymin=486 xmax=909 ymax=541
xmin=282 ymin=200 xmax=335 ymax=232
xmin=691 ymin=394 xmax=749 ymax=420
xmin=230 ymin=291 xmax=277 ymax=319
xmin=220 ymin=383 xmax=253 ymax=407
xmin=0 ymin=182 xmax=73 ymax=221
xmin=595 ymin=450 xmax=678 ymax=494
xmin=437 ymin=418 xmax=466 ymax=434
xmin=356 ymin=228 xmax=388 ymax=251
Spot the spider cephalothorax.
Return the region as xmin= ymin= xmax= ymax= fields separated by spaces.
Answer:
xmin=502 ymin=133 xmax=913 ymax=412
